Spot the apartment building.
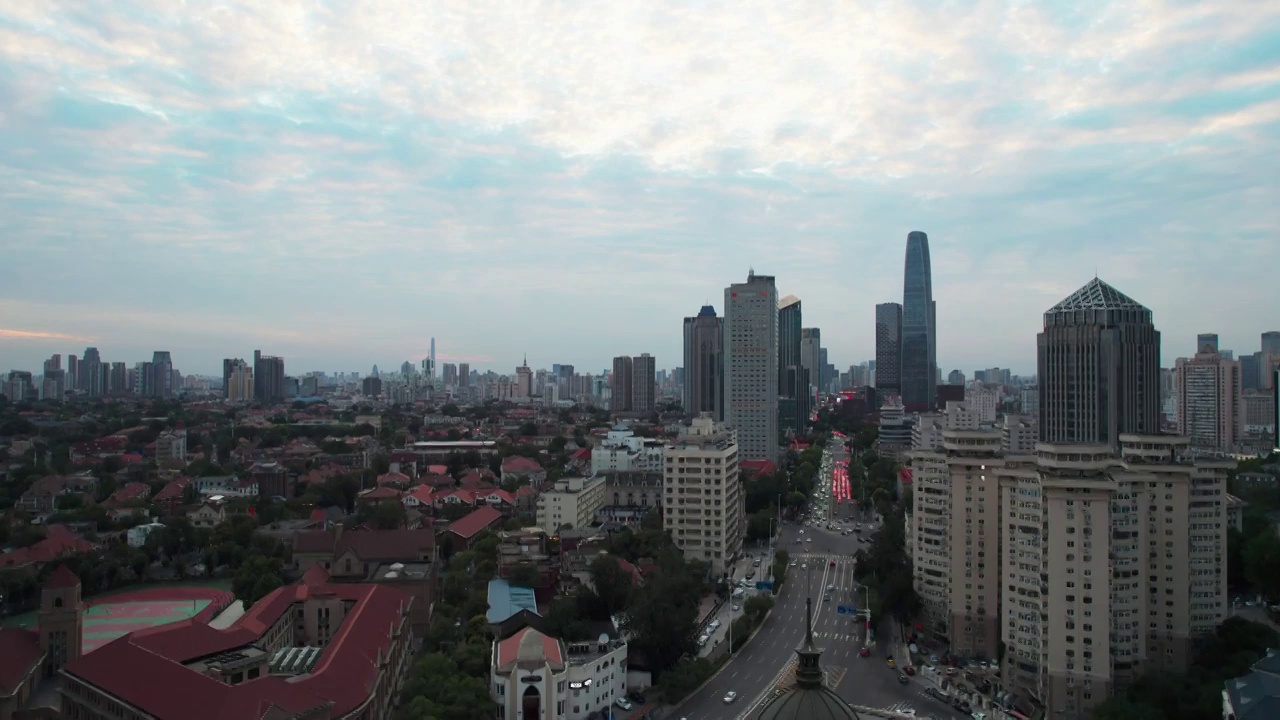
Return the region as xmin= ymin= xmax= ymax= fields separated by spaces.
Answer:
xmin=590 ymin=424 xmax=664 ymax=475
xmin=996 ymin=436 xmax=1230 ymax=719
xmin=1174 ymin=348 xmax=1242 ymax=450
xmin=662 ymin=414 xmax=743 ymax=576
xmin=908 ymin=402 xmax=1001 ymax=657
xmin=535 ymin=475 xmax=606 ymax=534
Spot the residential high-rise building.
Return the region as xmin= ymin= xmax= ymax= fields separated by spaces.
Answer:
xmin=442 ymin=363 xmax=458 ymax=386
xmin=133 ymin=362 xmax=153 ymax=396
xmin=108 ymin=362 xmax=127 ymax=394
xmin=1241 ymin=353 xmax=1260 ymax=391
xmin=901 ymin=231 xmax=937 ymax=410
xmin=222 ymin=358 xmax=239 ymax=399
xmin=253 ymin=350 xmax=286 ymax=401
xmin=800 ymin=328 xmax=821 ymax=398
xmin=1037 ymin=278 xmax=1161 ymax=446
xmin=662 ymin=415 xmax=743 ymax=576
xmin=80 ymin=347 xmax=103 ymax=397
xmin=227 ymin=360 xmax=254 ymax=402
xmin=683 ymin=305 xmax=724 ymax=420
xmin=875 ymin=302 xmax=903 ymax=396
xmin=1196 ymin=333 xmax=1219 ymax=354
xmin=150 ymin=351 xmax=173 ymax=398
xmin=3 ymin=371 xmax=36 ymax=402
xmin=515 ymin=356 xmax=533 ymax=398
xmin=1175 ymin=348 xmax=1242 ymax=450
xmin=778 ymin=295 xmax=809 ymax=434
xmin=609 ymin=356 xmax=633 ymax=412
xmin=630 ymin=353 xmax=656 ymax=416
xmin=67 ymin=355 xmax=79 ymax=391
xmin=724 ymin=271 xmax=779 ymax=463
xmin=458 ymin=362 xmax=470 ymax=387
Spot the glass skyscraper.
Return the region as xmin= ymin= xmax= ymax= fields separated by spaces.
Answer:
xmin=900 ymin=231 xmax=936 ymax=410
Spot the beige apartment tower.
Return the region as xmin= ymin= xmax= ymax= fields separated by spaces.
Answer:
xmin=1175 ymin=347 xmax=1242 ymax=450
xmin=663 ymin=414 xmax=743 ymax=577
xmin=995 ymin=436 xmax=1230 ymax=719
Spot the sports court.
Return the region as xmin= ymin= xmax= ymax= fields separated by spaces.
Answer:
xmin=82 ymin=597 xmax=212 ymax=653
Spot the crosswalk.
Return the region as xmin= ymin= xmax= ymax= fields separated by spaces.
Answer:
xmin=788 ymin=553 xmax=855 ymax=563
xmin=811 ymin=632 xmax=862 ymax=643
xmin=883 ymin=701 xmax=917 ymax=715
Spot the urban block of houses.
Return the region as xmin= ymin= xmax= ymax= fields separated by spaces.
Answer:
xmin=0 ymin=524 xmax=96 ymax=569
xmin=151 ymin=476 xmax=192 ymax=513
xmin=16 ymin=474 xmax=99 ymax=515
xmin=500 ymin=456 xmax=547 ymax=485
xmin=102 ymin=481 xmax=151 ymax=509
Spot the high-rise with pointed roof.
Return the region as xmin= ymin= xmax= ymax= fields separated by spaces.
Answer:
xmin=1037 ymin=277 xmax=1161 ymax=446
xmin=683 ymin=305 xmax=724 ymax=420
xmin=901 ymin=232 xmax=936 ymax=410
xmin=753 ymin=598 xmax=860 ymax=720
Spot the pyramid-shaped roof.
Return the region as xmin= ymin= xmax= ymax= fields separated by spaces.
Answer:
xmin=1047 ymin=278 xmax=1148 ymax=314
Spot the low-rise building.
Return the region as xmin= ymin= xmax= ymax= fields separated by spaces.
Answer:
xmin=490 ymin=624 xmax=629 ymax=720
xmin=536 ymin=476 xmax=606 ymax=534
xmin=1223 ymin=649 xmax=1280 ymax=720
xmin=126 ymin=522 xmax=167 ymax=548
xmin=501 ymin=456 xmax=547 ymax=486
xmin=590 ymin=424 xmax=664 ymax=475
xmin=187 ymin=499 xmax=228 ymax=529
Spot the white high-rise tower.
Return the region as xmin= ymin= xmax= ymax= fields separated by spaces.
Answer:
xmin=723 ymin=270 xmax=779 ymax=463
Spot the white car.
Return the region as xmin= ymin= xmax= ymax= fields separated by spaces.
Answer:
xmin=615 ymin=698 xmax=634 ymax=711
xmin=724 ymin=691 xmax=738 ymax=703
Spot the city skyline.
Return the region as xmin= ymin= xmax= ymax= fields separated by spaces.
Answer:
xmin=2 ymin=3 xmax=1278 ymax=374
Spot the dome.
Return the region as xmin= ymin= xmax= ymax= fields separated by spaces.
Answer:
xmin=752 ymin=598 xmax=862 ymax=720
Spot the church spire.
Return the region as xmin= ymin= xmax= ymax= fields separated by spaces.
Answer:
xmin=794 ymin=597 xmax=825 ymax=688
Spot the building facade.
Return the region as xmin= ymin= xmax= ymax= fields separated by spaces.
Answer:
xmin=777 ymin=296 xmax=810 ymax=435
xmin=535 ymin=475 xmax=607 ymax=533
xmin=631 ymin=353 xmax=656 ymax=416
xmin=801 ymin=328 xmax=822 ymax=403
xmin=1175 ymin=348 xmax=1242 ymax=450
xmin=662 ymin=415 xmax=743 ymax=576
xmin=1037 ymin=278 xmax=1161 ymax=447
xmin=610 ymin=356 xmax=633 ymax=413
xmin=490 ymin=626 xmax=629 ymax=720
xmin=683 ymin=306 xmax=724 ymax=420
xmin=901 ymin=232 xmax=937 ymax=410
xmin=875 ymin=302 xmax=903 ymax=397
xmin=724 ymin=271 xmax=779 ymax=463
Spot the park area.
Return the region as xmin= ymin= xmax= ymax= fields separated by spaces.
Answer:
xmin=2 ymin=580 xmax=234 ymax=653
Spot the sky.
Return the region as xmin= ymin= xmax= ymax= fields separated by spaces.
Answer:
xmin=1 ymin=1 xmax=1278 ymax=378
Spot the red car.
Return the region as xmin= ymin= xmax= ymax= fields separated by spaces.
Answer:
xmin=859 ymin=647 xmax=871 ymax=657
xmin=829 ymin=560 xmax=836 ymax=567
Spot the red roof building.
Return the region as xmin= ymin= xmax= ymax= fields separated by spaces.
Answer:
xmin=376 ymin=471 xmax=411 ymax=487
xmin=0 ymin=525 xmax=96 ymax=569
xmin=103 ymin=481 xmax=151 ymax=508
xmin=59 ymin=582 xmax=414 ymax=720
xmin=739 ymin=459 xmax=778 ymax=478
xmin=151 ymin=476 xmax=192 ymax=507
xmin=448 ymin=506 xmax=503 ymax=547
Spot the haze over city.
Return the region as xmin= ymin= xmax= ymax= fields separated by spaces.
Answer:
xmin=2 ymin=1 xmax=1279 ymax=374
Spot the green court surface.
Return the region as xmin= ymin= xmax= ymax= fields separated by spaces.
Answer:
xmin=81 ymin=599 xmax=212 ymax=652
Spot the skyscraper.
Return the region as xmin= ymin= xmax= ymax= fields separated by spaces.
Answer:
xmin=800 ymin=328 xmax=821 ymax=400
xmin=684 ymin=306 xmax=724 ymax=420
xmin=724 ymin=270 xmax=779 ymax=463
xmin=1038 ymin=278 xmax=1161 ymax=445
xmin=458 ymin=362 xmax=470 ymax=386
xmin=80 ymin=347 xmax=103 ymax=397
xmin=631 ymin=353 xmax=656 ymax=415
xmin=1197 ymin=333 xmax=1219 ymax=354
xmin=901 ymin=231 xmax=937 ymax=410
xmin=151 ymin=351 xmax=173 ymax=398
xmin=778 ymin=295 xmax=809 ymax=433
xmin=1175 ymin=347 xmax=1241 ymax=450
xmin=253 ymin=350 xmax=286 ymax=401
xmin=610 ymin=356 xmax=633 ymax=412
xmin=429 ymin=337 xmax=436 ymax=381
xmin=875 ymin=302 xmax=903 ymax=397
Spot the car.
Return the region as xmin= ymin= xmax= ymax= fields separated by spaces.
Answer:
xmin=615 ymin=698 xmax=634 ymax=711
xmin=806 ymin=537 xmax=813 ymax=543
xmin=904 ymin=665 xmax=916 ymax=676
xmin=887 ymin=658 xmax=896 ymax=668
xmin=859 ymin=647 xmax=871 ymax=657
xmin=898 ymin=674 xmax=909 ymax=684
xmin=723 ymin=691 xmax=738 ymax=703
xmin=830 ymin=560 xmax=836 ymax=567
xmin=732 ymin=603 xmax=741 ymax=611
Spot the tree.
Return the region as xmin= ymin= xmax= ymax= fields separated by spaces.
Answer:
xmin=361 ymin=500 xmax=408 ymax=530
xmin=1244 ymin=531 xmax=1280 ymax=601
xmin=589 ymin=554 xmax=634 ymax=614
xmin=232 ymin=553 xmax=285 ymax=607
xmin=620 ymin=558 xmax=703 ymax=676
xmin=505 ymin=561 xmax=542 ymax=588
xmin=744 ymin=593 xmax=774 ymax=620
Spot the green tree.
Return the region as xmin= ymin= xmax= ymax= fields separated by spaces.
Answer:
xmin=589 ymin=554 xmax=634 ymax=614
xmin=232 ymin=553 xmax=285 ymax=607
xmin=505 ymin=561 xmax=542 ymax=588
xmin=1244 ymin=531 xmax=1280 ymax=601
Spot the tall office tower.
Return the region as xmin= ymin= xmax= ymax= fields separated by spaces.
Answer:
xmin=901 ymin=231 xmax=937 ymax=410
xmin=400 ymin=361 xmax=414 ymax=377
xmin=1241 ymin=354 xmax=1260 ymax=391
xmin=684 ymin=306 xmax=724 ymax=419
xmin=631 ymin=353 xmax=657 ymax=415
xmin=800 ymin=328 xmax=821 ymax=397
xmin=610 ymin=356 xmax=634 ymax=412
xmin=41 ymin=355 xmax=64 ymax=400
xmin=67 ymin=355 xmax=79 ymax=391
xmin=947 ymin=369 xmax=965 ymax=385
xmin=1196 ymin=333 xmax=1219 ymax=354
xmin=371 ymin=365 xmax=379 ymax=378
xmin=875 ymin=303 xmax=903 ymax=396
xmin=150 ymin=351 xmax=173 ymax=398
xmin=428 ymin=337 xmax=436 ymax=381
xmin=515 ymin=357 xmax=533 ymax=398
xmin=222 ymin=359 xmax=238 ymax=398
xmin=724 ymin=271 xmax=779 ymax=463
xmin=908 ymin=402 xmax=1001 ymax=658
xmin=441 ymin=363 xmax=458 ymax=386
xmin=43 ymin=354 xmax=61 ymax=374
xmin=227 ymin=360 xmax=254 ymax=402
xmin=133 ymin=362 xmax=154 ymax=396
xmin=995 ymin=437 xmax=1230 ymax=718
xmin=1175 ymin=348 xmax=1242 ymax=450
xmin=253 ymin=350 xmax=286 ymax=401
xmin=80 ymin=347 xmax=103 ymax=397
xmin=108 ymin=363 xmax=127 ymax=395
xmin=819 ymin=348 xmax=830 ymax=391
xmin=777 ymin=296 xmax=809 ymax=433
xmin=662 ymin=414 xmax=743 ymax=577
xmin=1037 ymin=278 xmax=1161 ymax=446
xmin=458 ymin=362 xmax=470 ymax=387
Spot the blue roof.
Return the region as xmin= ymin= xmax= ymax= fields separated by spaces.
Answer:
xmin=698 ymin=305 xmax=717 ymax=317
xmin=486 ymin=578 xmax=540 ymax=624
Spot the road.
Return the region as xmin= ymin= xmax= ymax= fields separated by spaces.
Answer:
xmin=676 ymin=444 xmax=965 ymax=720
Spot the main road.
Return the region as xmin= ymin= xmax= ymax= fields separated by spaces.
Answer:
xmin=675 ymin=445 xmax=964 ymax=720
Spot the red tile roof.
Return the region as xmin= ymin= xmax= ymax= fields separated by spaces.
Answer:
xmin=449 ymin=506 xmax=503 ymax=540
xmin=571 ymin=447 xmax=591 ymax=461
xmin=104 ymin=481 xmax=150 ymax=507
xmin=299 ymin=563 xmax=331 ymax=586
xmin=495 ymin=626 xmax=564 ymax=670
xmin=377 ymin=471 xmax=411 ymax=486
xmin=404 ymin=486 xmax=435 ymax=505
xmin=64 ymin=582 xmax=411 ymax=720
xmin=740 ymin=459 xmax=778 ymax=476
xmin=0 ymin=627 xmax=42 ymax=694
xmin=0 ymin=525 xmax=96 ymax=568
xmin=358 ymin=486 xmax=403 ymax=501
xmin=46 ymin=564 xmax=81 ymax=589
xmin=426 ymin=464 xmax=448 ymax=475
xmin=293 ymin=528 xmax=435 ymax=561
xmin=152 ymin=477 xmax=191 ymax=503
xmin=501 ymin=456 xmax=543 ymax=473
xmin=615 ymin=557 xmax=643 ymax=585
xmin=513 ymin=486 xmax=537 ymax=499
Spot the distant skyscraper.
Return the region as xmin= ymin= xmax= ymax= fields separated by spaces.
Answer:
xmin=222 ymin=359 xmax=239 ymax=399
xmin=1197 ymin=333 xmax=1219 ymax=354
xmin=80 ymin=347 xmax=103 ymax=397
xmin=1038 ymin=278 xmax=1161 ymax=446
xmin=430 ymin=337 xmax=436 ymax=380
xmin=458 ymin=362 xmax=470 ymax=386
xmin=515 ymin=356 xmax=533 ymax=398
xmin=67 ymin=355 xmax=79 ymax=391
xmin=632 ymin=354 xmax=657 ymax=415
xmin=800 ymin=328 xmax=821 ymax=399
xmin=227 ymin=360 xmax=253 ymax=402
xmin=724 ymin=270 xmax=779 ymax=463
xmin=1176 ymin=347 xmax=1241 ymax=450
xmin=684 ymin=306 xmax=724 ymax=420
xmin=610 ymin=356 xmax=634 ymax=412
xmin=778 ymin=296 xmax=809 ymax=433
xmin=875 ymin=302 xmax=903 ymax=397
xmin=108 ymin=363 xmax=127 ymax=394
xmin=400 ymin=361 xmax=414 ymax=376
xmin=253 ymin=350 xmax=286 ymax=401
xmin=947 ymin=369 xmax=965 ymax=385
xmin=371 ymin=365 xmax=379 ymax=378
xmin=901 ymin=231 xmax=937 ymax=410
xmin=151 ymin=351 xmax=173 ymax=398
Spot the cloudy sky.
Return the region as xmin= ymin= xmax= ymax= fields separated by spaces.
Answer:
xmin=1 ymin=1 xmax=1278 ymax=378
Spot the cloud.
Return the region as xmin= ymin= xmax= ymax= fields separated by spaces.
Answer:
xmin=0 ymin=328 xmax=92 ymax=342
xmin=0 ymin=0 xmax=1278 ymax=376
